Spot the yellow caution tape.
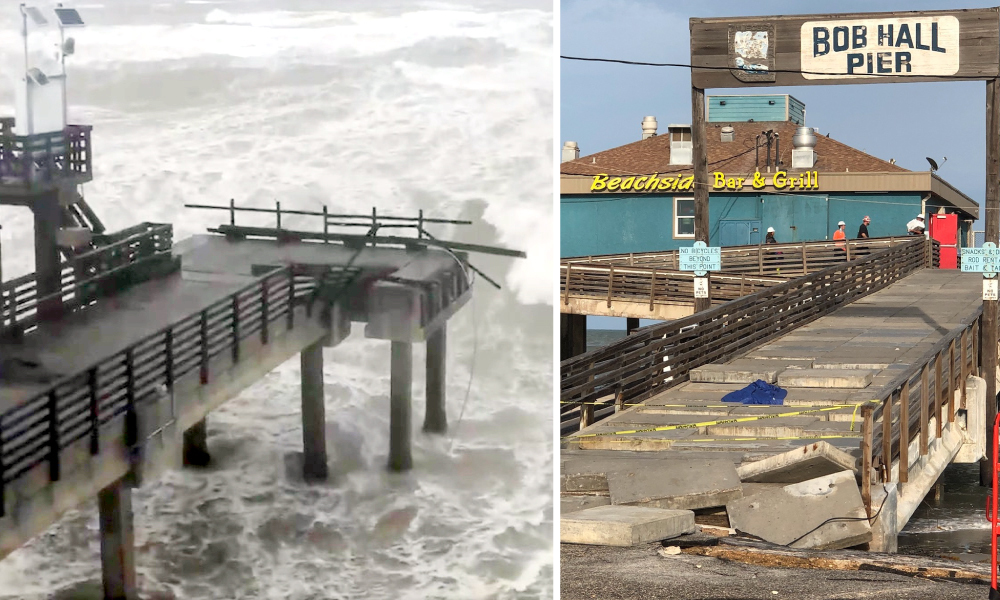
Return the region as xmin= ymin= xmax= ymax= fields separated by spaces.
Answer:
xmin=565 ymin=401 xmax=879 ymax=441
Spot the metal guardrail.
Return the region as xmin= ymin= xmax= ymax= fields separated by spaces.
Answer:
xmin=860 ymin=311 xmax=981 ymax=515
xmin=563 ymin=236 xmax=934 ymax=277
xmin=0 ymin=223 xmax=172 ymax=335
xmin=0 ymin=118 xmax=93 ymax=187
xmin=560 ymin=237 xmax=933 ymax=432
xmin=0 ymin=266 xmax=321 ymax=517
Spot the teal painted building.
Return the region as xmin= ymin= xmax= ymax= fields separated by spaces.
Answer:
xmin=560 ymin=95 xmax=978 ymax=258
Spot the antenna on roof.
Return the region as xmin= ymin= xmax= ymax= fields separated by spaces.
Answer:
xmin=926 ymin=156 xmax=947 ymax=172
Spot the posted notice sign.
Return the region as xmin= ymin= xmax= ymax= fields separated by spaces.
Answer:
xmin=985 ymin=279 xmax=999 ymax=301
xmin=679 ymin=241 xmax=722 ymax=274
xmin=961 ymin=242 xmax=1000 ymax=273
xmin=694 ymin=277 xmax=709 ymax=299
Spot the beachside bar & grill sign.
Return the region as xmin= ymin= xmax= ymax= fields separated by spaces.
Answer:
xmin=589 ymin=170 xmax=819 ymax=193
xmin=802 ymin=16 xmax=957 ymax=78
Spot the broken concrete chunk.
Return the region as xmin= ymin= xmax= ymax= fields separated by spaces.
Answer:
xmin=560 ymin=494 xmax=611 ymax=514
xmin=726 ymin=470 xmax=872 ymax=550
xmin=737 ymin=441 xmax=858 ymax=484
xmin=607 ymin=459 xmax=743 ymax=511
xmin=560 ymin=505 xmax=696 ymax=546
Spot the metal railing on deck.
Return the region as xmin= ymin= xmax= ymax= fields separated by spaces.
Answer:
xmin=0 ymin=223 xmax=172 ymax=335
xmin=859 ymin=310 xmax=981 ymax=515
xmin=560 ymin=237 xmax=933 ymax=433
xmin=0 ymin=266 xmax=321 ymax=517
xmin=563 ymin=236 xmax=937 ymax=277
xmin=0 ymin=118 xmax=93 ymax=187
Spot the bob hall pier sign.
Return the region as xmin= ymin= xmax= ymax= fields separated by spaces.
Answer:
xmin=689 ymin=9 xmax=999 ymax=87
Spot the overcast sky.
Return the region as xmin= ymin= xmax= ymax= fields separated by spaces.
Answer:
xmin=562 ymin=0 xmax=995 ymax=329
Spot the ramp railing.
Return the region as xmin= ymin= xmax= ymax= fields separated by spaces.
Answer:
xmin=860 ymin=309 xmax=981 ymax=515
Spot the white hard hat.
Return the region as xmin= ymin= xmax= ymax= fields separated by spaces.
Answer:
xmin=766 ymin=227 xmax=774 ymax=233
xmin=838 ymin=221 xmax=845 ymax=226
xmin=917 ymin=214 xmax=924 ymax=219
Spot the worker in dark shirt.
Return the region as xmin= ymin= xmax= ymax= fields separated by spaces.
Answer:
xmin=856 ymin=215 xmax=871 ymax=257
xmin=857 ymin=216 xmax=870 ymax=239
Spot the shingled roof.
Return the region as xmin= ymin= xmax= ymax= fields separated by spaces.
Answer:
xmin=561 ymin=120 xmax=907 ymax=177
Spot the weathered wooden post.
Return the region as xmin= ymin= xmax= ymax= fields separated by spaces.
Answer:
xmin=983 ymin=76 xmax=999 ymax=486
xmin=691 ymin=85 xmax=711 ymax=313
xmin=98 ymin=480 xmax=137 ymax=600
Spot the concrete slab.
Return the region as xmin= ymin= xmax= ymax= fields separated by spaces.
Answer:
xmin=560 ymin=505 xmax=696 ymax=546
xmin=736 ymin=441 xmax=858 ymax=483
xmin=689 ymin=364 xmax=779 ymax=384
xmin=606 ymin=459 xmax=743 ymax=510
xmin=725 ymin=470 xmax=872 ymax=550
xmin=706 ymin=416 xmax=819 ymax=438
xmin=777 ymin=369 xmax=875 ymax=389
xmin=561 ymin=494 xmax=611 ymax=514
xmin=729 ymin=358 xmax=814 ymax=370
xmin=812 ymin=362 xmax=889 ymax=371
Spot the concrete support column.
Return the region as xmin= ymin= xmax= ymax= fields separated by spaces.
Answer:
xmin=869 ymin=482 xmax=898 ymax=553
xmin=32 ymin=190 xmax=63 ymax=322
xmin=98 ymin=480 xmax=137 ymax=600
xmin=182 ymin=418 xmax=210 ymax=467
xmin=424 ymin=325 xmax=447 ymax=434
xmin=300 ymin=340 xmax=328 ymax=481
xmin=626 ymin=317 xmax=640 ymax=335
xmin=389 ymin=341 xmax=413 ymax=471
xmin=560 ymin=313 xmax=586 ymax=361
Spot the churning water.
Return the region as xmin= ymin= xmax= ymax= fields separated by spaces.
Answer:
xmin=0 ymin=1 xmax=553 ymax=598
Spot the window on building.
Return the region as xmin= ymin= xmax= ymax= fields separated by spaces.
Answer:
xmin=674 ymin=197 xmax=694 ymax=238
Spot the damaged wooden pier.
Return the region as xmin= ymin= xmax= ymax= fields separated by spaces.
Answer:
xmin=560 ymin=238 xmax=987 ymax=554
xmin=0 ymin=120 xmax=524 ymax=599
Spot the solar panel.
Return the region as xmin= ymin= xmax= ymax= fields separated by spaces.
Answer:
xmin=23 ymin=6 xmax=48 ymax=26
xmin=54 ymin=8 xmax=84 ymax=27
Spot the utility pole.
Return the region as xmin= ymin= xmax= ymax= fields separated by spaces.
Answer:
xmin=692 ymin=86 xmax=711 ymax=313
xmin=982 ymin=76 xmax=999 ymax=487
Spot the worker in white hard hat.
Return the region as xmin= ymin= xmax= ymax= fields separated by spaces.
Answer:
xmin=764 ymin=226 xmax=777 ymax=244
xmin=907 ymin=214 xmax=925 ymax=236
xmin=833 ymin=220 xmax=847 ymax=256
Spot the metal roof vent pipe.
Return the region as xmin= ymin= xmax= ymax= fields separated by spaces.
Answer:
xmin=720 ymin=126 xmax=734 ymax=142
xmin=791 ymin=126 xmax=817 ymax=169
xmin=641 ymin=116 xmax=658 ymax=140
xmin=562 ymin=141 xmax=580 ymax=163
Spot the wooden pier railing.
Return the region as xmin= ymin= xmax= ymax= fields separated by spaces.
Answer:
xmin=860 ymin=309 xmax=982 ymax=515
xmin=563 ymin=236 xmax=934 ymax=277
xmin=0 ymin=223 xmax=172 ymax=335
xmin=0 ymin=266 xmax=322 ymax=517
xmin=0 ymin=118 xmax=93 ymax=187
xmin=560 ymin=263 xmax=787 ymax=312
xmin=560 ymin=237 xmax=933 ymax=432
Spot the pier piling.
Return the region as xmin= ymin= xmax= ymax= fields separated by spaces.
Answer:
xmin=389 ymin=341 xmax=413 ymax=471
xmin=98 ymin=481 xmax=137 ymax=600
xmin=300 ymin=340 xmax=329 ymax=481
xmin=424 ymin=325 xmax=447 ymax=434
xmin=182 ymin=419 xmax=211 ymax=467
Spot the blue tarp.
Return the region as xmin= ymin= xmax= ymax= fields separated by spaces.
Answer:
xmin=721 ymin=379 xmax=787 ymax=405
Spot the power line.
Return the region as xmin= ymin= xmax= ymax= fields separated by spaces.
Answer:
xmin=561 ymin=55 xmax=996 ymax=81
